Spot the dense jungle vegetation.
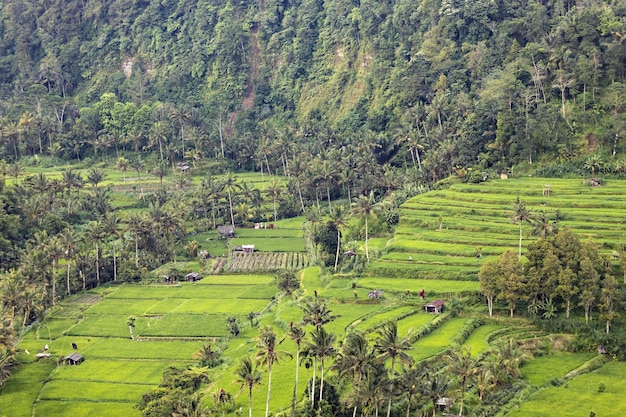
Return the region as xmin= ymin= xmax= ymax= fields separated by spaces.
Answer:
xmin=0 ymin=0 xmax=626 ymax=416
xmin=0 ymin=0 xmax=624 ymax=174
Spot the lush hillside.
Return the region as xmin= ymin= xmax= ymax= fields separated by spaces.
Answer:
xmin=370 ymin=177 xmax=626 ymax=279
xmin=0 ymin=0 xmax=625 ymax=177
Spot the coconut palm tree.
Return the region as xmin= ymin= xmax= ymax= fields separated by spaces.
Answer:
xmin=83 ymin=220 xmax=105 ymax=285
xmin=375 ymin=320 xmax=414 ymax=417
xmin=284 ymin=323 xmax=306 ymax=416
xmin=421 ymin=372 xmax=450 ymax=417
xmin=86 ymin=167 xmax=105 ymax=190
xmin=255 ymin=326 xmax=292 ymax=417
xmin=332 ymin=331 xmax=375 ymax=417
xmin=234 ymin=356 xmax=262 ymax=417
xmin=398 ymin=364 xmax=424 ymax=417
xmin=124 ymin=214 xmax=145 ymax=267
xmin=330 ymin=205 xmax=347 ymax=272
xmin=264 ymin=178 xmax=283 ymax=223
xmin=221 ymin=171 xmax=240 ymax=228
xmin=511 ymin=197 xmax=532 ymax=260
xmin=352 ymin=363 xmax=388 ymax=417
xmin=194 ymin=341 xmax=220 ymax=367
xmin=305 ymin=326 xmax=335 ymax=409
xmin=444 ymin=347 xmax=476 ymax=416
xmin=127 ymin=317 xmax=136 ymax=339
xmin=351 ymin=191 xmax=377 ymax=262
xmin=59 ymin=227 xmax=80 ymax=295
xmin=301 ymin=296 xmax=337 ymax=330
xmin=529 ymin=210 xmax=558 ymax=239
xmin=45 ymin=235 xmax=64 ymax=305
xmin=116 ymin=157 xmax=129 ymax=181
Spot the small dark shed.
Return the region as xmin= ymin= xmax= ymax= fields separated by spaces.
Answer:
xmin=424 ymin=300 xmax=444 ymax=314
xmin=185 ymin=272 xmax=200 ymax=282
xmin=218 ymin=225 xmax=235 ymax=239
xmin=63 ymin=353 xmax=84 ymax=365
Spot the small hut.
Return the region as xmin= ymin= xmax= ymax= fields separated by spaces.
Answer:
xmin=242 ymin=244 xmax=255 ymax=253
xmin=63 ymin=353 xmax=84 ymax=365
xmin=176 ymin=162 xmax=190 ymax=173
xmin=424 ymin=300 xmax=444 ymax=314
xmin=218 ymin=225 xmax=235 ymax=239
xmin=185 ymin=272 xmax=200 ymax=282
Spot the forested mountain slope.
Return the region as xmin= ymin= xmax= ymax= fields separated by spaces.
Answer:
xmin=0 ymin=0 xmax=625 ymax=174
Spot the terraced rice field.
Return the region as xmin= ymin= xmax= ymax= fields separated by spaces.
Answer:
xmin=3 ymin=276 xmax=278 ymax=417
xmin=371 ymin=178 xmax=626 ymax=280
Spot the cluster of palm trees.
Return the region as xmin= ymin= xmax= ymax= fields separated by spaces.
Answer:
xmin=234 ymin=298 xmax=526 ymax=417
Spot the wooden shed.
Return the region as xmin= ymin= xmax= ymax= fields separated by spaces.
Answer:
xmin=424 ymin=300 xmax=444 ymax=314
xmin=63 ymin=353 xmax=84 ymax=365
xmin=218 ymin=225 xmax=235 ymax=239
xmin=185 ymin=272 xmax=200 ymax=282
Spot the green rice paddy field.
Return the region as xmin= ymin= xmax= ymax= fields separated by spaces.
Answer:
xmin=3 ymin=176 xmax=626 ymax=416
xmin=372 ymin=177 xmax=626 ymax=279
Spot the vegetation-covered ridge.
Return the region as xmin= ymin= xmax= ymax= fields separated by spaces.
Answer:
xmin=0 ymin=0 xmax=625 ymax=180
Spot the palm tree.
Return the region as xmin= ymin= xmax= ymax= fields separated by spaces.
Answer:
xmin=511 ymin=197 xmax=532 ymax=259
xmin=474 ymin=364 xmax=494 ymax=401
xmin=332 ymin=331 xmax=375 ymax=417
xmin=318 ymin=160 xmax=338 ymax=209
xmin=149 ymin=120 xmax=169 ymax=161
xmin=102 ymin=213 xmax=121 ymax=281
xmin=86 ymin=167 xmax=105 ymax=189
xmin=284 ymin=323 xmax=306 ymax=416
xmin=124 ymin=214 xmax=145 ymax=267
xmin=84 ymin=220 xmax=105 ymax=285
xmin=301 ymin=296 xmax=337 ymax=330
xmin=116 ymin=157 xmax=129 ymax=181
xmin=194 ymin=342 xmax=220 ymax=367
xmin=352 ymin=191 xmax=377 ymax=262
xmin=152 ymin=162 xmax=169 ymax=189
xmin=330 ymin=205 xmax=347 ymax=272
xmin=421 ymin=372 xmax=450 ymax=417
xmin=255 ymin=326 xmax=292 ymax=417
xmin=352 ymin=363 xmax=388 ymax=417
xmin=127 ymin=317 xmax=136 ymax=339
xmin=46 ymin=235 xmax=64 ymax=304
xmin=444 ymin=347 xmax=476 ymax=416
xmin=172 ymin=392 xmax=209 ymax=417
xmin=234 ymin=356 xmax=262 ymax=417
xmin=264 ymin=178 xmax=283 ymax=223
xmin=221 ymin=171 xmax=240 ymax=228
xmin=375 ymin=320 xmax=414 ymax=417
xmin=306 ymin=326 xmax=335 ymax=409
xmin=59 ymin=227 xmax=79 ymax=295
xmin=130 ymin=157 xmax=145 ymax=197
xmin=170 ymin=108 xmax=192 ymax=156
xmin=398 ymin=365 xmax=424 ymax=417
xmin=529 ymin=210 xmax=558 ymax=239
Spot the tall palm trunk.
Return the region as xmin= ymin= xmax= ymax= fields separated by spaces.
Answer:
xmin=134 ymin=232 xmax=139 ymax=267
xmin=51 ymin=260 xmax=57 ymax=305
xmin=334 ymin=230 xmax=341 ymax=272
xmin=292 ymin=347 xmax=300 ymax=416
xmin=95 ymin=242 xmax=100 ymax=285
xmin=385 ymin=357 xmax=396 ymax=417
xmin=248 ymin=387 xmax=253 ymax=417
xmin=318 ymin=358 xmax=325 ymax=405
xmin=265 ymin=361 xmax=273 ymax=417
xmin=310 ymin=358 xmax=317 ymax=409
xmin=365 ymin=214 xmax=370 ymax=262
xmin=66 ymin=262 xmax=71 ymax=295
xmin=227 ymin=190 xmax=235 ymax=228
